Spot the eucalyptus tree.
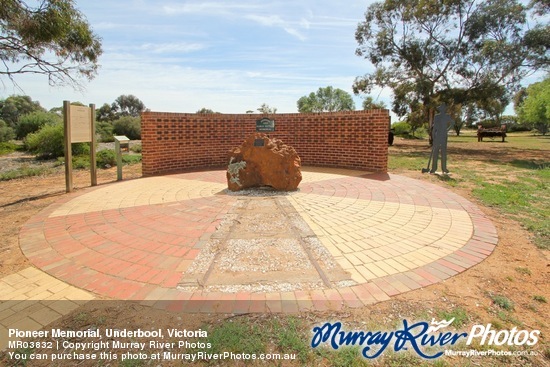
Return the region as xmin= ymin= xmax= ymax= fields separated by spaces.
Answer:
xmin=353 ymin=0 xmax=549 ymax=140
xmin=297 ymin=86 xmax=355 ymax=113
xmin=0 ymin=0 xmax=102 ymax=88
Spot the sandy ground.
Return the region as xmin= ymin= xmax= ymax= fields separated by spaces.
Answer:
xmin=0 ymin=139 xmax=549 ymax=366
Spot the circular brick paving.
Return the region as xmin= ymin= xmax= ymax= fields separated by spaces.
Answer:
xmin=19 ymin=168 xmax=498 ymax=313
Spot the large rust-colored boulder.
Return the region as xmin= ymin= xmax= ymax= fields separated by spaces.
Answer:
xmin=227 ymin=134 xmax=302 ymax=191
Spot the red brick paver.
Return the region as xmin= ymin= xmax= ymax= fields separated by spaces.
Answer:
xmin=19 ymin=168 xmax=498 ymax=313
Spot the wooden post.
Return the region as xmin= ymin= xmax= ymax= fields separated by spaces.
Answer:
xmin=89 ymin=104 xmax=97 ymax=186
xmin=63 ymin=101 xmax=73 ymax=193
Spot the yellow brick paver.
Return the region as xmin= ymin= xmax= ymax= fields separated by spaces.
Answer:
xmin=12 ymin=167 xmax=497 ymax=317
xmin=0 ymin=267 xmax=95 ymax=349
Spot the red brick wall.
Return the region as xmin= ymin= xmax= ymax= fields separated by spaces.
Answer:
xmin=141 ymin=110 xmax=389 ymax=176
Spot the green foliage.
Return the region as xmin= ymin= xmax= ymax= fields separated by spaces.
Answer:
xmin=471 ymin=165 xmax=549 ymax=249
xmin=518 ymin=77 xmax=550 ymax=135
xmin=112 ymin=95 xmax=145 ymax=117
xmin=24 ymin=123 xmax=64 ymax=157
xmin=197 ymin=319 xmax=266 ymax=356
xmin=392 ymin=121 xmax=411 ymax=136
xmin=515 ymin=267 xmax=532 ymax=276
xmin=269 ymin=317 xmax=310 ymax=363
xmin=491 ymin=295 xmax=514 ymax=311
xmin=7 ymin=346 xmax=34 ymax=366
xmin=0 ymin=0 xmax=102 ymax=88
xmin=0 ymin=95 xmax=44 ymax=127
xmin=257 ymin=103 xmax=277 ymax=114
xmin=118 ymin=358 xmax=145 ymax=367
xmin=508 ymin=122 xmax=532 ymax=132
xmin=297 ymin=86 xmax=355 ymax=112
xmin=453 ymin=117 xmax=465 ymax=136
xmin=496 ymin=311 xmax=523 ymax=327
xmin=473 ymin=182 xmax=529 ymax=209
xmin=436 ymin=307 xmax=469 ymax=328
xmin=24 ymin=123 xmax=88 ymax=158
xmin=14 ymin=111 xmax=61 ymax=139
xmin=71 ymin=155 xmax=90 ymax=169
xmin=96 ymin=103 xmax=117 ymax=122
xmin=0 ymin=119 xmax=15 ymax=142
xmin=388 ymin=155 xmax=427 ymax=171
xmin=112 ymin=116 xmax=141 ymax=140
xmin=196 ymin=107 xmax=217 ymax=114
xmin=96 ymin=96 xmax=146 ymax=123
xmin=96 ymin=120 xmax=114 ymax=142
xmin=353 ymin=0 xmax=547 ymax=126
xmin=130 ymin=144 xmax=142 ymax=153
xmin=325 ymin=347 xmax=369 ymax=367
xmin=0 ymin=165 xmax=51 ymax=181
xmin=533 ymin=295 xmax=547 ymax=303
xmin=73 ymin=142 xmax=90 ymax=156
xmin=122 ymin=154 xmax=141 ymax=165
xmin=96 ymin=149 xmax=116 ymax=168
xmin=362 ymin=96 xmax=386 ymax=110
xmin=0 ymin=141 xmax=17 ymax=155
xmin=501 ymin=115 xmax=518 ymax=125
xmin=477 ymin=119 xmax=501 ymax=129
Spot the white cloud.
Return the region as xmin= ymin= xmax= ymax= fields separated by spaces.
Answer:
xmin=1 ymin=0 xmax=384 ymax=114
xmin=138 ymin=42 xmax=206 ymax=54
xmin=245 ymin=14 xmax=307 ymax=41
xmin=162 ymin=2 xmax=259 ymax=16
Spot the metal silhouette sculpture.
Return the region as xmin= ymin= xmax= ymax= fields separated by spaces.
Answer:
xmin=423 ymin=104 xmax=454 ymax=174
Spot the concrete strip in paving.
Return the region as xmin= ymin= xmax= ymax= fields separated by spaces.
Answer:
xmin=14 ymin=168 xmax=498 ymax=316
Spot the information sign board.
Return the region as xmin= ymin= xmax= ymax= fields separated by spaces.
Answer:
xmin=70 ymin=105 xmax=92 ymax=143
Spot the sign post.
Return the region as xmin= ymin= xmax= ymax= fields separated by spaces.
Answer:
xmin=63 ymin=101 xmax=97 ymax=193
xmin=114 ymin=135 xmax=130 ymax=181
xmin=89 ymin=104 xmax=97 ymax=186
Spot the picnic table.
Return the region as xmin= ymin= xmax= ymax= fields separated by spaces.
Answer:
xmin=477 ymin=124 xmax=507 ymax=142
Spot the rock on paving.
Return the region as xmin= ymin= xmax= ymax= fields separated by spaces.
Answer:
xmin=17 ymin=167 xmax=498 ymax=313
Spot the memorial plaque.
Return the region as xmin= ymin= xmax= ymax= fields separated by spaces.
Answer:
xmin=253 ymin=139 xmax=265 ymax=147
xmin=70 ymin=105 xmax=92 ymax=142
xmin=256 ymin=118 xmax=275 ymax=132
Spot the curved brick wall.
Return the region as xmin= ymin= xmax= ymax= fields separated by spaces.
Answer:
xmin=141 ymin=110 xmax=390 ymax=176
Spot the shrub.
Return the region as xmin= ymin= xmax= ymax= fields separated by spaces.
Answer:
xmin=96 ymin=149 xmax=116 ymax=168
xmin=392 ymin=121 xmax=411 ymax=136
xmin=0 ymin=141 xmax=18 ymax=155
xmin=24 ymin=123 xmax=89 ymax=158
xmin=491 ymin=294 xmax=514 ymax=311
xmin=15 ymin=111 xmax=61 ymax=139
xmin=96 ymin=121 xmax=114 ymax=142
xmin=122 ymin=154 xmax=141 ymax=165
xmin=25 ymin=123 xmax=64 ymax=157
xmin=66 ymin=155 xmax=87 ymax=169
xmin=533 ymin=121 xmax=549 ymax=135
xmin=73 ymin=142 xmax=90 ymax=156
xmin=112 ymin=116 xmax=141 ymax=140
xmin=0 ymin=119 xmax=15 ymax=142
xmin=477 ymin=119 xmax=500 ymax=129
xmin=508 ymin=123 xmax=532 ymax=132
xmin=130 ymin=144 xmax=142 ymax=153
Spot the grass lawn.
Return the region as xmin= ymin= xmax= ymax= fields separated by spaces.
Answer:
xmin=391 ymin=132 xmax=549 ymax=250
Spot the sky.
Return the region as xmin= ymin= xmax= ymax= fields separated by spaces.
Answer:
xmin=1 ymin=0 xmax=384 ymax=114
xmin=1 ymin=0 xmax=546 ymax=116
